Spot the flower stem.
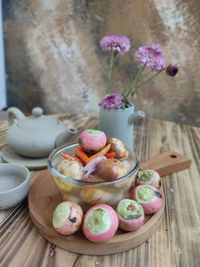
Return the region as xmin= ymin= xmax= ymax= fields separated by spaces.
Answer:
xmin=135 ymin=69 xmax=164 ymax=90
xmin=106 ymin=51 xmax=116 ymax=94
xmin=123 ymin=63 xmax=146 ymax=102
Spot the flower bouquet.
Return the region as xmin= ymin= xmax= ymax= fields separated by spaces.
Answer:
xmin=98 ymin=35 xmax=178 ymax=149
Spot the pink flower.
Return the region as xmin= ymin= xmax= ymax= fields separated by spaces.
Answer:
xmin=135 ymin=44 xmax=164 ymax=71
xmin=98 ymin=93 xmax=123 ymax=109
xmin=100 ymin=35 xmax=131 ymax=55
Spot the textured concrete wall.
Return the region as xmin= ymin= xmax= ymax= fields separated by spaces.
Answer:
xmin=3 ymin=0 xmax=200 ymax=126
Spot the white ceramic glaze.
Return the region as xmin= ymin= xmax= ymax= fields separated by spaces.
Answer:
xmin=6 ymin=107 xmax=77 ymax=158
xmin=99 ymin=105 xmax=145 ymax=150
xmin=0 ymin=163 xmax=31 ymax=210
xmin=1 ymin=145 xmax=47 ymax=170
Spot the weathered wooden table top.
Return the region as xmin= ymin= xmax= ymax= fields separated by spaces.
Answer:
xmin=0 ymin=114 xmax=199 ymax=267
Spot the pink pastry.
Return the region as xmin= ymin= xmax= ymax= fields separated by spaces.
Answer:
xmin=136 ymin=169 xmax=161 ymax=188
xmin=116 ymin=199 xmax=145 ymax=232
xmin=82 ymin=204 xmax=119 ymax=242
xmin=131 ymin=185 xmax=163 ymax=215
xmin=79 ymin=129 xmax=107 ymax=153
xmin=53 ymin=201 xmax=83 ymax=235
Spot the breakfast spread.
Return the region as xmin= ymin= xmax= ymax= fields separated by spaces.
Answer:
xmin=51 ymin=129 xmax=163 ymax=242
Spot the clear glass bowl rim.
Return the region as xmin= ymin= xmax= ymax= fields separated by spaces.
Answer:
xmin=48 ymin=143 xmax=140 ymax=187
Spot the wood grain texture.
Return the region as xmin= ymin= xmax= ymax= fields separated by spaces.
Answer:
xmin=140 ymin=150 xmax=191 ymax=177
xmin=0 ymin=115 xmax=200 ymax=267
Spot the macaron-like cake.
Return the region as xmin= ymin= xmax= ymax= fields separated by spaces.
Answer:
xmin=131 ymin=185 xmax=163 ymax=215
xmin=53 ymin=201 xmax=83 ymax=235
xmin=116 ymin=199 xmax=145 ymax=231
xmin=79 ymin=129 xmax=107 ymax=153
xmin=82 ymin=204 xmax=119 ymax=242
xmin=136 ymin=169 xmax=160 ymax=188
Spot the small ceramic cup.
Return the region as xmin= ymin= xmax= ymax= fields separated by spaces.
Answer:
xmin=0 ymin=163 xmax=31 ymax=210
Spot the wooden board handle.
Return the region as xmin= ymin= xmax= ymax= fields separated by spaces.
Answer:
xmin=140 ymin=151 xmax=191 ymax=177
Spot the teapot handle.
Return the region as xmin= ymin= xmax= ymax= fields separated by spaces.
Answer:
xmin=7 ymin=107 xmax=25 ymax=125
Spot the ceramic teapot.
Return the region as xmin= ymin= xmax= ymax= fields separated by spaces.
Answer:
xmin=6 ymin=107 xmax=77 ymax=158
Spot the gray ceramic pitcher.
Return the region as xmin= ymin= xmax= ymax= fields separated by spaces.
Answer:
xmin=99 ymin=105 xmax=145 ymax=150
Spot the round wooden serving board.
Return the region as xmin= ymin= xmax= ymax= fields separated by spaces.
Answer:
xmin=29 ymin=171 xmax=165 ymax=255
xmin=28 ymin=151 xmax=191 ymax=255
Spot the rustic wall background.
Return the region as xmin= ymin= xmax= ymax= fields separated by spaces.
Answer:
xmin=3 ymin=0 xmax=200 ymax=126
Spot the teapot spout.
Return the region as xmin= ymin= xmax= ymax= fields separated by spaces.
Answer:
xmin=129 ymin=111 xmax=145 ymax=125
xmin=55 ymin=128 xmax=77 ymax=147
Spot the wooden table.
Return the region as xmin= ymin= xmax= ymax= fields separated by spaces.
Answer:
xmin=0 ymin=114 xmax=199 ymax=267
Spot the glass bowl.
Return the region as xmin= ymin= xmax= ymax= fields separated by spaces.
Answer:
xmin=48 ymin=143 xmax=140 ymax=211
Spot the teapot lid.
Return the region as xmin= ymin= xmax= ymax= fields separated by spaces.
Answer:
xmin=17 ymin=107 xmax=59 ymax=132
